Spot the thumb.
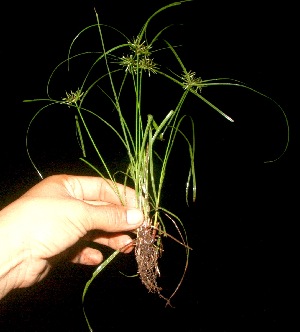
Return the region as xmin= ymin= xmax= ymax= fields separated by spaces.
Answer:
xmin=82 ymin=203 xmax=144 ymax=232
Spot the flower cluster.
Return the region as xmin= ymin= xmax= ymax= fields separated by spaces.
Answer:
xmin=119 ymin=37 xmax=159 ymax=76
xmin=61 ymin=89 xmax=84 ymax=106
xmin=181 ymin=70 xmax=203 ymax=93
xmin=128 ymin=37 xmax=151 ymax=56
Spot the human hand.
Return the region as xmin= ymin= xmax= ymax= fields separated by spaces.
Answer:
xmin=0 ymin=174 xmax=143 ymax=299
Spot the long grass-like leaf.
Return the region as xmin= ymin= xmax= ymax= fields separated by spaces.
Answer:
xmin=82 ymin=250 xmax=120 ymax=332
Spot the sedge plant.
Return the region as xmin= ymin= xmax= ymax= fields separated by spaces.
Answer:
xmin=24 ymin=1 xmax=289 ymax=329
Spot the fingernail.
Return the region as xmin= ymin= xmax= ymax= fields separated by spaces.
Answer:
xmin=127 ymin=208 xmax=143 ymax=225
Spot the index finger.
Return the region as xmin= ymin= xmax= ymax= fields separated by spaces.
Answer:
xmin=63 ymin=175 xmax=138 ymax=207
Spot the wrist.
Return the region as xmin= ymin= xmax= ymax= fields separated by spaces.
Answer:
xmin=0 ymin=219 xmax=27 ymax=300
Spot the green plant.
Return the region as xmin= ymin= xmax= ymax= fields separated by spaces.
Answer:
xmin=24 ymin=1 xmax=289 ymax=330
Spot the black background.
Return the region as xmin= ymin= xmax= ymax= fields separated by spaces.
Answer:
xmin=0 ymin=1 xmax=297 ymax=331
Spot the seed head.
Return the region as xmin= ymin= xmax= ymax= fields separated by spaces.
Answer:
xmin=127 ymin=37 xmax=152 ymax=56
xmin=182 ymin=70 xmax=203 ymax=93
xmin=61 ymin=89 xmax=84 ymax=107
